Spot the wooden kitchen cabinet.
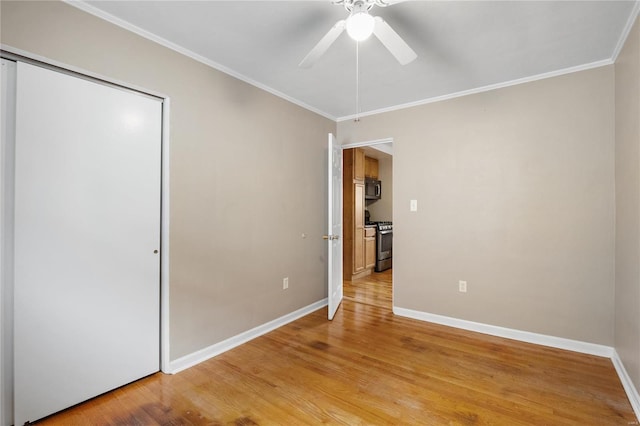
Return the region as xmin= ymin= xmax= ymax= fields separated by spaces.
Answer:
xmin=353 ymin=183 xmax=365 ymax=272
xmin=354 ymin=149 xmax=365 ymax=181
xmin=343 ymin=148 xmax=367 ymax=280
xmin=365 ymin=156 xmax=379 ymax=179
xmin=365 ymin=226 xmax=376 ymax=269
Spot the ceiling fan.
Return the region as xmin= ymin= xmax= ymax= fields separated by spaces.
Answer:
xmin=299 ymin=0 xmax=417 ymax=68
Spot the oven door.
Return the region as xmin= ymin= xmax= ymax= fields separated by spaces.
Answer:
xmin=377 ymin=230 xmax=392 ymax=260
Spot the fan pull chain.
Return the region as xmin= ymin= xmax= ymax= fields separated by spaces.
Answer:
xmin=355 ymin=41 xmax=360 ymax=123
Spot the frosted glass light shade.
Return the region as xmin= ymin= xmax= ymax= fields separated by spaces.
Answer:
xmin=346 ymin=11 xmax=375 ymax=41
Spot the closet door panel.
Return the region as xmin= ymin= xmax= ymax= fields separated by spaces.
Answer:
xmin=14 ymin=62 xmax=161 ymax=425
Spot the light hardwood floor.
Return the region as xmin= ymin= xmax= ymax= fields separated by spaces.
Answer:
xmin=37 ymin=269 xmax=636 ymax=425
xmin=344 ymin=268 xmax=392 ymax=309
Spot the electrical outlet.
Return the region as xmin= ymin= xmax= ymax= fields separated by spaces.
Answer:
xmin=459 ymin=280 xmax=467 ymax=293
xmin=283 ymin=277 xmax=289 ymax=290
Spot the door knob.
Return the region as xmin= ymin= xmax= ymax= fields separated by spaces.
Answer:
xmin=323 ymin=235 xmax=339 ymax=240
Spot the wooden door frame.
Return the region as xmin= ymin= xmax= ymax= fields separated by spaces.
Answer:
xmin=0 ymin=46 xmax=171 ymax=424
xmin=0 ymin=57 xmax=17 ymax=426
xmin=340 ymin=137 xmax=394 ymax=303
xmin=341 ymin=137 xmax=393 ymax=152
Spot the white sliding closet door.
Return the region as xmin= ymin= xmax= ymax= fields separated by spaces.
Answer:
xmin=14 ymin=62 xmax=162 ymax=425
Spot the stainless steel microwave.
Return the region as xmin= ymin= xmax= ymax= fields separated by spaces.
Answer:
xmin=365 ymin=178 xmax=381 ymax=200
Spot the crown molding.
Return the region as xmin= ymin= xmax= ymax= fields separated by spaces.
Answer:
xmin=64 ymin=1 xmax=337 ymax=122
xmin=337 ymin=59 xmax=613 ymax=122
xmin=64 ymin=0 xmax=633 ymax=125
xmin=612 ymin=0 xmax=640 ymax=62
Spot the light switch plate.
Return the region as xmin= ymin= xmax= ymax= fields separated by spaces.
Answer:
xmin=410 ymin=199 xmax=418 ymax=212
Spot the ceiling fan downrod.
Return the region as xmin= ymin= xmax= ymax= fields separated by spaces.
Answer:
xmin=332 ymin=0 xmax=394 ymax=11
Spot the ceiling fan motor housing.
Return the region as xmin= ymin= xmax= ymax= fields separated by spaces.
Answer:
xmin=346 ymin=2 xmax=375 ymax=41
xmin=299 ymin=0 xmax=416 ymax=68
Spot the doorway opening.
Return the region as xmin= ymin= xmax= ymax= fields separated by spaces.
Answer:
xmin=341 ymin=139 xmax=393 ymax=311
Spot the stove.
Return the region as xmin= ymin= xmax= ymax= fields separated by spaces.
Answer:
xmin=366 ymin=221 xmax=392 ymax=272
xmin=374 ymin=221 xmax=392 ymax=231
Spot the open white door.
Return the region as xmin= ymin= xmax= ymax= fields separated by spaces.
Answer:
xmin=326 ymin=133 xmax=343 ymax=319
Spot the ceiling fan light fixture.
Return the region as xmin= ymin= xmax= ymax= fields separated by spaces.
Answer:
xmin=346 ymin=10 xmax=375 ymax=41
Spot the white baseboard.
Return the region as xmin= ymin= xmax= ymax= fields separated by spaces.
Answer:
xmin=394 ymin=306 xmax=640 ymax=421
xmin=168 ymin=298 xmax=328 ymax=374
xmin=393 ymin=307 xmax=614 ymax=357
xmin=612 ymin=350 xmax=640 ymax=421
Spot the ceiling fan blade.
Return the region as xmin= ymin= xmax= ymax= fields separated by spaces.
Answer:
xmin=374 ymin=0 xmax=409 ymax=6
xmin=299 ymin=20 xmax=346 ymax=68
xmin=372 ymin=16 xmax=417 ymax=65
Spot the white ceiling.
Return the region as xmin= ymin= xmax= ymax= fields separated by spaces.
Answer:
xmin=79 ymin=1 xmax=638 ymax=120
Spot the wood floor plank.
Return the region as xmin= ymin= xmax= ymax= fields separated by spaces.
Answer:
xmin=35 ymin=269 xmax=636 ymax=425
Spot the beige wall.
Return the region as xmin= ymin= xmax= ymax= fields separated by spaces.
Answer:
xmin=1 ymin=1 xmax=335 ymax=360
xmin=339 ymin=66 xmax=616 ymax=345
xmin=3 ymin=0 xmax=634 ymax=381
xmin=615 ymin=15 xmax=640 ymax=393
